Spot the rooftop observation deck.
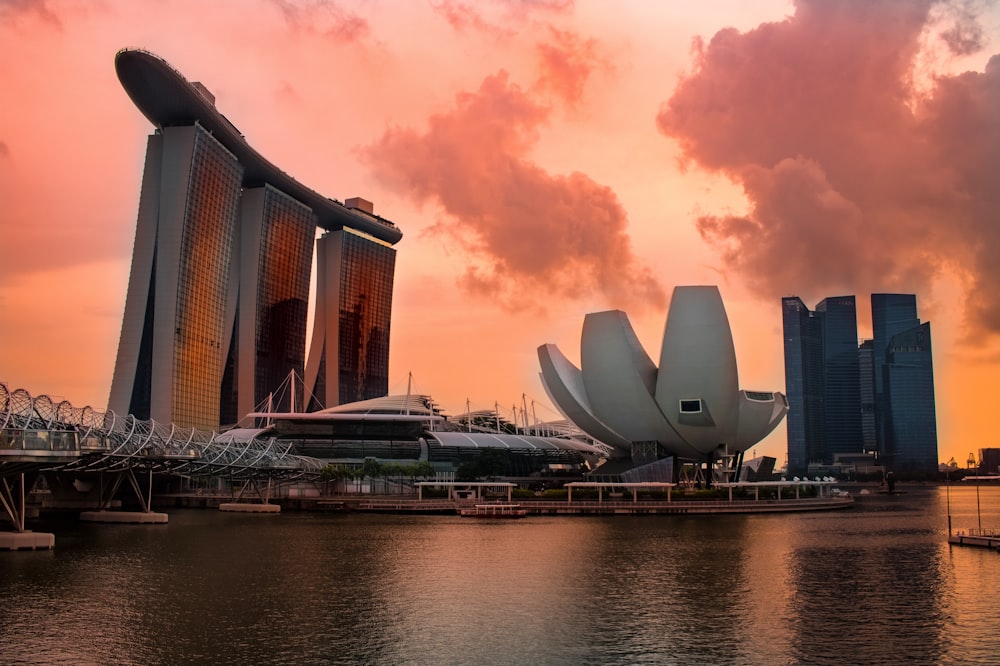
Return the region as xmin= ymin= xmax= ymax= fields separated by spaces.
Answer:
xmin=115 ymin=48 xmax=402 ymax=245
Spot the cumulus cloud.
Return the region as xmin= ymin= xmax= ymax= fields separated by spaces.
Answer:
xmin=433 ymin=0 xmax=573 ymax=35
xmin=534 ymin=27 xmax=603 ymax=105
xmin=361 ymin=71 xmax=664 ymax=312
xmin=432 ymin=1 xmax=512 ymax=36
xmin=269 ymin=0 xmax=369 ymax=41
xmin=0 ymin=0 xmax=61 ymax=26
xmin=658 ymin=0 xmax=1000 ymax=338
xmin=936 ymin=1 xmax=987 ymax=56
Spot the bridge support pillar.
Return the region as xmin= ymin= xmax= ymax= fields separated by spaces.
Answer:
xmin=82 ymin=469 xmax=168 ymax=524
xmin=1 ymin=473 xmax=56 ymax=550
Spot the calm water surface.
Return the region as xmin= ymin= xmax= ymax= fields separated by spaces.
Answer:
xmin=2 ymin=485 xmax=999 ymax=665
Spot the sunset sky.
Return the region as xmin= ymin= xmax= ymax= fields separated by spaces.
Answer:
xmin=2 ymin=0 xmax=999 ymax=467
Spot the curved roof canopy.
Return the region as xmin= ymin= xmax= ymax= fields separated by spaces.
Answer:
xmin=538 ymin=286 xmax=788 ymax=459
xmin=426 ymin=431 xmax=606 ymax=455
xmin=115 ymin=48 xmax=402 ymax=245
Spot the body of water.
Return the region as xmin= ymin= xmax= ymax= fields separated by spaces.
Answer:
xmin=2 ymin=484 xmax=999 ymax=665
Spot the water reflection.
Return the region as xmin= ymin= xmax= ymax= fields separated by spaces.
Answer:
xmin=2 ymin=487 xmax=1000 ymax=665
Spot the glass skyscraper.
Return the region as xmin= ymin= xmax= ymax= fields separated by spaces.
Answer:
xmin=815 ymin=297 xmax=863 ymax=460
xmin=108 ymin=49 xmax=402 ymax=430
xmin=304 ymin=222 xmax=396 ymax=409
xmin=782 ymin=297 xmax=824 ymax=474
xmin=782 ymin=296 xmax=860 ymax=474
xmin=871 ymin=295 xmax=937 ymax=473
xmin=782 ymin=293 xmax=938 ymax=476
xmin=108 ymin=124 xmax=244 ymax=430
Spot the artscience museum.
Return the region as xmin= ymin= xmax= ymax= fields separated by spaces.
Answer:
xmin=538 ymin=286 xmax=788 ymax=482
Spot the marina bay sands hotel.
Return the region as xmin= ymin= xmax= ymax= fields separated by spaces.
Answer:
xmin=108 ymin=49 xmax=402 ymax=430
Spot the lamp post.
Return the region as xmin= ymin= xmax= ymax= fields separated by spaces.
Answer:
xmin=968 ymin=452 xmax=982 ymax=534
xmin=945 ymin=457 xmax=955 ymax=537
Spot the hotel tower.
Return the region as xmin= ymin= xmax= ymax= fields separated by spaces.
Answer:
xmin=108 ymin=49 xmax=402 ymax=430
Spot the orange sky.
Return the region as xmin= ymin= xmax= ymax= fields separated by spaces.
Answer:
xmin=2 ymin=0 xmax=998 ymax=468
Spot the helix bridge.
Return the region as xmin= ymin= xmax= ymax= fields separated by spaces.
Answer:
xmin=0 ymin=382 xmax=324 ymax=532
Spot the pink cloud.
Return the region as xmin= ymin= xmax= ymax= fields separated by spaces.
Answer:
xmin=0 ymin=0 xmax=61 ymax=27
xmin=432 ymin=1 xmax=510 ymax=36
xmin=533 ymin=27 xmax=604 ymax=105
xmin=268 ymin=0 xmax=369 ymax=41
xmin=658 ymin=0 xmax=1000 ymax=338
xmin=432 ymin=0 xmax=574 ymax=36
xmin=361 ymin=70 xmax=664 ymax=312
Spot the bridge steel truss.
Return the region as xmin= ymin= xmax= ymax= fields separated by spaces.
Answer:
xmin=0 ymin=383 xmax=324 ymax=531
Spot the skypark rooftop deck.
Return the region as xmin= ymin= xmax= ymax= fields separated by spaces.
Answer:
xmin=115 ymin=48 xmax=402 ymax=244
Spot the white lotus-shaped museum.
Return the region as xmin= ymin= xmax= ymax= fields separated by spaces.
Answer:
xmin=537 ymin=286 xmax=787 ymax=462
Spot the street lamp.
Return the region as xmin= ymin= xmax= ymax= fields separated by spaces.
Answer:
xmin=968 ymin=452 xmax=982 ymax=534
xmin=946 ymin=457 xmax=955 ymax=537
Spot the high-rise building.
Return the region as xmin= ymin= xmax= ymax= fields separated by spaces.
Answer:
xmin=858 ymin=340 xmax=876 ymax=452
xmin=781 ymin=296 xmax=861 ymax=474
xmin=108 ymin=49 xmax=402 ymax=430
xmin=782 ymin=293 xmax=938 ymax=476
xmin=108 ymin=124 xmax=245 ymax=429
xmin=815 ymin=296 xmax=863 ymax=460
xmin=304 ymin=207 xmax=397 ymax=409
xmin=872 ymin=295 xmax=937 ymax=473
xmin=781 ymin=297 xmax=824 ymax=474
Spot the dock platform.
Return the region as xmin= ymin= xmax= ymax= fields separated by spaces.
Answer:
xmin=351 ymin=496 xmax=853 ymax=515
xmin=949 ymin=531 xmax=1000 ymax=550
xmin=219 ymin=503 xmax=281 ymax=513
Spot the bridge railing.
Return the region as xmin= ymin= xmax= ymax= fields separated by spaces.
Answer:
xmin=1 ymin=429 xmax=79 ymax=452
xmin=1 ymin=382 xmax=323 ymax=478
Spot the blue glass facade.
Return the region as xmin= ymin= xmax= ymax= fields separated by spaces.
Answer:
xmin=783 ymin=293 xmax=938 ymax=476
xmin=858 ymin=340 xmax=876 ymax=451
xmin=782 ymin=297 xmax=824 ymax=475
xmin=870 ymin=294 xmax=920 ymax=457
xmin=875 ymin=301 xmax=938 ymax=473
xmin=816 ymin=297 xmax=862 ymax=460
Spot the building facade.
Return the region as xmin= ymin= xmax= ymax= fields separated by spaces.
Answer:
xmin=304 ymin=217 xmax=397 ymax=410
xmin=781 ymin=296 xmax=824 ymax=474
xmin=816 ymin=297 xmax=863 ymax=461
xmin=108 ymin=124 xmax=245 ymax=429
xmin=879 ymin=318 xmax=937 ymax=472
xmin=108 ymin=49 xmax=402 ymax=430
xmin=782 ymin=293 xmax=938 ymax=475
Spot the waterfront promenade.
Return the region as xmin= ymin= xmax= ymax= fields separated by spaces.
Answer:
xmin=151 ymin=491 xmax=854 ymax=515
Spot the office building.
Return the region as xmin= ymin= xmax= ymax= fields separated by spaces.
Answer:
xmin=782 ymin=293 xmax=938 ymax=476
xmin=873 ymin=294 xmax=937 ymax=473
xmin=781 ymin=296 xmax=824 ymax=474
xmin=108 ymin=49 xmax=402 ymax=430
xmin=858 ymin=340 xmax=876 ymax=451
xmin=815 ymin=296 xmax=863 ymax=460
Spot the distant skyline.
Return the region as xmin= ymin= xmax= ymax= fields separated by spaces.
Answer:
xmin=2 ymin=0 xmax=999 ymax=467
